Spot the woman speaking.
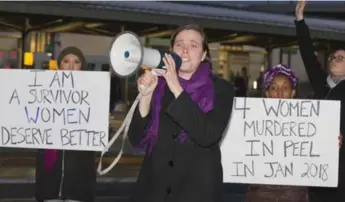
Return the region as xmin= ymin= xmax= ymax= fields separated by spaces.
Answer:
xmin=127 ymin=24 xmax=235 ymax=202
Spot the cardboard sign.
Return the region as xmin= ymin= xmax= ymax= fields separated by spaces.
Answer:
xmin=221 ymin=97 xmax=340 ymax=187
xmin=0 ymin=69 xmax=110 ymax=151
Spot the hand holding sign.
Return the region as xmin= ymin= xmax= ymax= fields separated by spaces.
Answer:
xmin=339 ymin=134 xmax=343 ymax=148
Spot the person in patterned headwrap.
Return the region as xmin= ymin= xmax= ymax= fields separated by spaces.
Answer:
xmin=244 ymin=64 xmax=310 ymax=202
xmin=263 ymin=64 xmax=297 ymax=98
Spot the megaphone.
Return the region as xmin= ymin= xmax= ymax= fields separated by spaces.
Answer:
xmin=109 ymin=31 xmax=182 ymax=77
xmin=98 ymin=31 xmax=183 ymax=176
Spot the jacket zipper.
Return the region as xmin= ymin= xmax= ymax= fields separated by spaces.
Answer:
xmin=58 ymin=151 xmax=65 ymax=198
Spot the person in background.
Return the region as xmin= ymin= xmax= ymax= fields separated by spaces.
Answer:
xmin=35 ymin=46 xmax=96 ymax=202
xmin=127 ymin=24 xmax=234 ymax=202
xmin=295 ymin=1 xmax=344 ymax=201
xmin=252 ymin=70 xmax=264 ymax=97
xmin=234 ymin=66 xmax=249 ymax=96
xmin=244 ymin=64 xmax=309 ymax=202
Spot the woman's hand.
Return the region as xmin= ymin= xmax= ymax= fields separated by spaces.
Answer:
xmin=339 ymin=133 xmax=343 ymax=148
xmin=295 ymin=0 xmax=306 ymax=21
xmin=162 ymin=53 xmax=183 ymax=98
xmin=137 ymin=70 xmax=158 ymax=117
xmin=137 ymin=70 xmax=158 ymax=96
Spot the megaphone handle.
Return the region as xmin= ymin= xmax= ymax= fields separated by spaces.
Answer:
xmin=138 ymin=70 xmax=160 ymax=93
xmin=97 ymin=94 xmax=142 ymax=175
xmin=139 ymin=84 xmax=146 ymax=92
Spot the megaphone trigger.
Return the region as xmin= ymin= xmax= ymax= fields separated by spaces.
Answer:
xmin=141 ymin=66 xmax=150 ymax=70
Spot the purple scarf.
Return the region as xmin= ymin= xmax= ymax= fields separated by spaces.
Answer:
xmin=138 ymin=62 xmax=214 ymax=154
xmin=44 ymin=149 xmax=58 ymax=172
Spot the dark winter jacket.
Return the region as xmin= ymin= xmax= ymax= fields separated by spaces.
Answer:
xmin=35 ymin=46 xmax=96 ymax=202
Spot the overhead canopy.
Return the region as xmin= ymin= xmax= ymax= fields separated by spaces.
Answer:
xmin=181 ymin=1 xmax=345 ymax=13
xmin=0 ymin=1 xmax=343 ymax=48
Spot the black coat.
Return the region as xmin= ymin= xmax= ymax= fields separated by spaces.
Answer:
xmin=127 ymin=76 xmax=234 ymax=202
xmin=35 ymin=150 xmax=96 ymax=202
xmin=296 ymin=19 xmax=345 ymax=201
xmin=234 ymin=76 xmax=248 ymax=97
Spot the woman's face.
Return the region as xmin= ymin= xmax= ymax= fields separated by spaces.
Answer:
xmin=60 ymin=54 xmax=82 ymax=71
xmin=329 ymin=49 xmax=345 ymax=76
xmin=265 ymin=74 xmax=295 ymax=99
xmin=172 ymin=29 xmax=206 ymax=77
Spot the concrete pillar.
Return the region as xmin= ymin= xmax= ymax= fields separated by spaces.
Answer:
xmin=52 ymin=33 xmax=61 ymax=59
xmin=279 ymin=48 xmax=283 ymax=64
xmin=265 ymin=48 xmax=272 ymax=69
xmin=19 ymin=32 xmax=31 ymax=68
xmin=288 ymin=51 xmax=291 ymax=67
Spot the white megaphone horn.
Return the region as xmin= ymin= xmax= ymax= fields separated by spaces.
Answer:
xmin=109 ymin=31 xmax=182 ymax=77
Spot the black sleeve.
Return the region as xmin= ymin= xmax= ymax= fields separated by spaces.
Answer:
xmin=340 ymin=97 xmax=345 ymax=136
xmin=127 ymin=106 xmax=151 ymax=146
xmin=166 ymin=79 xmax=235 ymax=147
xmin=295 ymin=19 xmax=328 ymax=98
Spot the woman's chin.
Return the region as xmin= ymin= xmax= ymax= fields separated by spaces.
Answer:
xmin=330 ymin=71 xmax=345 ymax=77
xmin=329 ymin=67 xmax=345 ymax=76
xmin=179 ymin=65 xmax=191 ymax=72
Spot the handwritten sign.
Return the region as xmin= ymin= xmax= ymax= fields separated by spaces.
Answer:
xmin=0 ymin=69 xmax=110 ymax=151
xmin=221 ymin=97 xmax=340 ymax=187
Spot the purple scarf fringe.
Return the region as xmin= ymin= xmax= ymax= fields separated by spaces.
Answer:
xmin=44 ymin=149 xmax=58 ymax=172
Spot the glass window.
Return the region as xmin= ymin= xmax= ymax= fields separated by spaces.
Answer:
xmin=87 ymin=63 xmax=95 ymax=71
xmin=101 ymin=64 xmax=110 ymax=72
